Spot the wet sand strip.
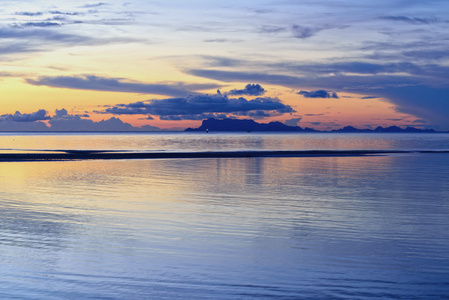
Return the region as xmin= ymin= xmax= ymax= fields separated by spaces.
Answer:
xmin=0 ymin=150 xmax=448 ymax=161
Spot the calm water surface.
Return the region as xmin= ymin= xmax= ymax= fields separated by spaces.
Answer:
xmin=0 ymin=132 xmax=448 ymax=152
xmin=1 ymin=133 xmax=449 ymax=299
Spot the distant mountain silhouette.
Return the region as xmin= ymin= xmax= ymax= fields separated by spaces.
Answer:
xmin=185 ymin=118 xmax=437 ymax=133
xmin=185 ymin=118 xmax=316 ymax=132
xmin=331 ymin=125 xmax=435 ymax=133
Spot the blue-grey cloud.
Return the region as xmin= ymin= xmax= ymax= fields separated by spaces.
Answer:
xmin=203 ymin=39 xmax=242 ymax=43
xmin=227 ymin=84 xmax=266 ymax=96
xmin=200 ymin=56 xmax=242 ymax=67
xmin=103 ymin=92 xmax=294 ymax=120
xmin=18 ymin=22 xmax=62 ymax=28
xmin=0 ymin=25 xmax=140 ymax=57
xmin=291 ymin=24 xmax=346 ymax=39
xmin=258 ymin=25 xmax=287 ymax=33
xmin=0 ymin=71 xmax=16 ymax=77
xmin=189 ymin=63 xmax=432 ymax=89
xmin=299 ymin=90 xmax=339 ymax=98
xmin=186 ymin=67 xmax=449 ymax=129
xmin=0 ymin=27 xmax=89 ymax=43
xmin=188 ymin=68 xmax=426 ymax=90
xmin=0 ymin=121 xmax=49 ymax=131
xmin=14 ymin=12 xmax=44 ymax=16
xmin=286 ymin=61 xmax=449 ymax=88
xmin=379 ymin=15 xmax=437 ymax=24
xmin=159 ymin=113 xmax=229 ymax=121
xmin=188 ymin=69 xmax=302 ymax=85
xmin=291 ymin=25 xmax=323 ymax=39
xmin=373 ymin=85 xmax=449 ymax=130
xmin=46 ymin=15 xmax=68 ymax=22
xmin=52 ymin=108 xmax=90 ymax=120
xmin=284 ymin=117 xmax=302 ymax=127
xmin=362 ymin=40 xmax=430 ymax=52
xmin=0 ymin=109 xmax=50 ymax=122
xmin=251 ymin=8 xmax=274 ymax=14
xmin=402 ymin=49 xmax=449 ymax=60
xmin=199 ymin=56 xmax=394 ymax=75
xmin=0 ymin=108 xmax=161 ymax=131
xmin=235 ymin=110 xmax=272 ymax=118
xmin=197 ymin=56 xmax=449 ymax=81
xmin=50 ymin=11 xmax=82 ymax=16
xmin=204 ymin=39 xmax=228 ymax=43
xmin=47 ymin=108 xmax=160 ymax=131
xmin=0 ymin=43 xmax=38 ymax=55
xmin=49 ymin=115 xmax=158 ymax=131
xmin=278 ymin=61 xmax=427 ymax=76
xmin=26 ymin=75 xmax=221 ymax=97
xmin=81 ymin=3 xmax=109 ymax=8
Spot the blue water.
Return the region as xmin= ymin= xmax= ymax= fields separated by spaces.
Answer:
xmin=0 ymin=133 xmax=448 ymax=299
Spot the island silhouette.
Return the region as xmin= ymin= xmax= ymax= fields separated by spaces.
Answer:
xmin=185 ymin=118 xmax=437 ymax=133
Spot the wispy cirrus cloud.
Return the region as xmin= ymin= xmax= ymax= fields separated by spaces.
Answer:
xmin=0 ymin=43 xmax=38 ymax=55
xmin=2 ymin=0 xmax=449 ymax=131
xmin=1 ymin=25 xmax=140 ymax=45
xmin=26 ymin=75 xmax=221 ymax=97
xmin=379 ymin=15 xmax=438 ymax=24
xmin=194 ymin=56 xmax=448 ymax=80
xmin=0 ymin=27 xmax=89 ymax=43
xmin=187 ymin=69 xmax=302 ymax=86
xmin=0 ymin=3 xmax=141 ymax=59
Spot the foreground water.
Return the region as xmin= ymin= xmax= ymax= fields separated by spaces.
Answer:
xmin=1 ymin=133 xmax=449 ymax=299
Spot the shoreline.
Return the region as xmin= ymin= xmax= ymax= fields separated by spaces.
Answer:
xmin=0 ymin=149 xmax=448 ymax=162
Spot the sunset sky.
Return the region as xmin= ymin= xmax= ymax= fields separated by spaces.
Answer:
xmin=1 ymin=0 xmax=449 ymax=131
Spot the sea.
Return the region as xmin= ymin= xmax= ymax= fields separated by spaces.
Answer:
xmin=0 ymin=132 xmax=448 ymax=299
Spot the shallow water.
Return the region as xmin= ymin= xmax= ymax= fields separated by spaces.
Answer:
xmin=1 ymin=133 xmax=449 ymax=299
xmin=1 ymin=132 xmax=448 ymax=152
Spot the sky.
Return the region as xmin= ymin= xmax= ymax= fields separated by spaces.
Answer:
xmin=1 ymin=0 xmax=449 ymax=131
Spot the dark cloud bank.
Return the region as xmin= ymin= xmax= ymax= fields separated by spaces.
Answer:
xmin=299 ymin=90 xmax=339 ymax=99
xmin=102 ymin=89 xmax=294 ymax=120
xmin=227 ymin=84 xmax=266 ymax=96
xmin=0 ymin=109 xmax=50 ymax=122
xmin=0 ymin=109 xmax=160 ymax=132
xmin=0 ymin=106 xmax=442 ymax=132
xmin=6 ymin=79 xmax=447 ymax=131
xmin=0 ymin=84 xmax=294 ymax=131
xmin=187 ymin=58 xmax=449 ymax=130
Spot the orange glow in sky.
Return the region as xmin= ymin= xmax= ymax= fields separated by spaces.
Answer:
xmin=1 ymin=1 xmax=448 ymax=131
